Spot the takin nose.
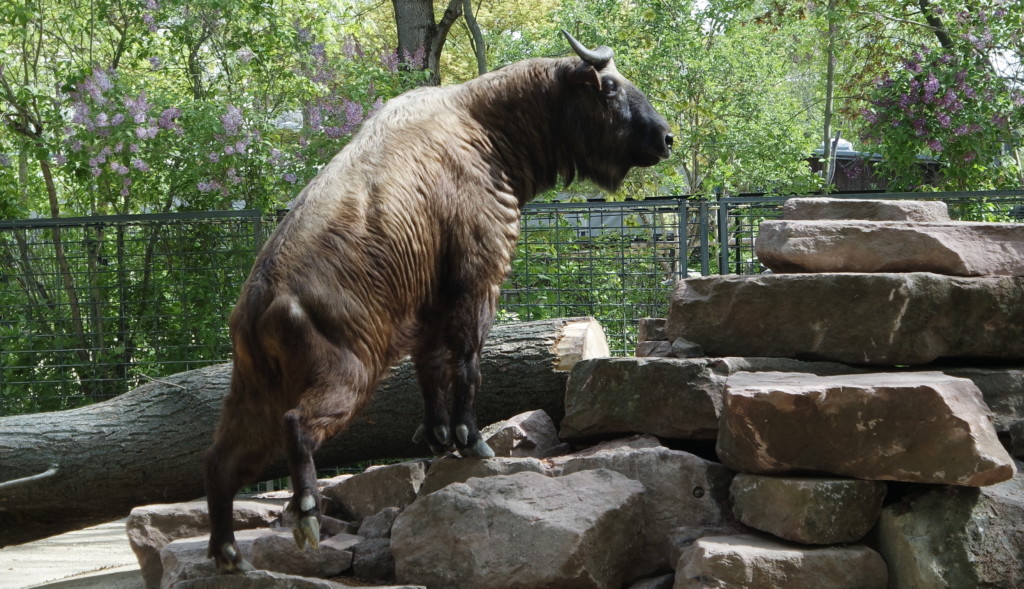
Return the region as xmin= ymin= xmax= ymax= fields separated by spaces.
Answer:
xmin=665 ymin=133 xmax=674 ymax=152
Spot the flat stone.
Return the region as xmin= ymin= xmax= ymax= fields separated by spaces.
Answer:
xmin=638 ymin=318 xmax=669 ymax=341
xmin=351 ymin=538 xmax=395 ymax=582
xmin=756 ymin=220 xmax=1024 ymax=276
xmin=674 ymin=534 xmax=888 ymax=589
xmin=940 ymin=366 xmax=1024 ymax=432
xmin=730 ymin=474 xmax=886 ymax=544
xmin=561 ymin=357 xmax=726 ymax=441
xmin=561 ymin=357 xmax=863 ymax=443
xmin=173 ymin=569 xmax=354 ymax=588
xmin=635 ymin=340 xmax=673 ymax=357
xmin=555 ymin=444 xmax=735 ymax=578
xmin=875 ymin=466 xmax=1024 ymax=588
xmin=357 ymin=507 xmax=400 ymax=539
xmin=249 ymin=530 xmax=355 ymax=578
xmin=321 ymin=461 xmax=427 ymax=521
xmin=418 ymin=456 xmax=547 ymax=497
xmin=392 ymin=469 xmax=644 ymax=589
xmin=160 ymin=529 xmax=266 ymax=589
xmin=782 ymin=197 xmax=950 ymax=221
xmin=127 ymin=500 xmax=281 ymax=589
xmin=718 ymin=371 xmax=1015 ymax=486
xmin=667 ymin=273 xmax=1024 ymax=364
xmin=480 ymin=409 xmax=566 ymax=458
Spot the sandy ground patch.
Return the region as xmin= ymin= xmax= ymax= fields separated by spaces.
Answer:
xmin=0 ymin=519 xmax=143 ymax=589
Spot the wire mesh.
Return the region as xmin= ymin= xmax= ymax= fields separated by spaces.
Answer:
xmin=0 ymin=211 xmax=268 ymax=415
xmin=501 ymin=199 xmax=687 ymax=355
xmin=2 ymin=191 xmax=1022 ymax=415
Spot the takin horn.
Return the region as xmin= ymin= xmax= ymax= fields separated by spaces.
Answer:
xmin=561 ymin=29 xmax=614 ymax=69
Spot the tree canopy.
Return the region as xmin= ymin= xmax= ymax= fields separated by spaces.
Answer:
xmin=1 ymin=0 xmax=1022 ymax=219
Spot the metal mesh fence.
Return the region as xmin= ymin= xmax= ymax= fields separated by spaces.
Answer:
xmin=2 ymin=190 xmax=1022 ymax=415
xmin=0 ymin=211 xmax=269 ymax=415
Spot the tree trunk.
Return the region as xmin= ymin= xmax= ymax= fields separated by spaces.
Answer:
xmin=391 ymin=0 xmax=463 ymax=85
xmin=820 ymin=0 xmax=836 ymax=188
xmin=0 ymin=317 xmax=609 ymax=547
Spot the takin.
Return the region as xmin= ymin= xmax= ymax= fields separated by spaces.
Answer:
xmin=204 ymin=30 xmax=673 ymax=572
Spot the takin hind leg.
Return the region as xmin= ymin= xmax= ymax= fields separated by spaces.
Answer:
xmin=204 ymin=411 xmax=276 ymax=573
xmin=282 ymin=353 xmax=373 ymax=551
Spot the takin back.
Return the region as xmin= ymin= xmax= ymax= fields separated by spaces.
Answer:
xmin=204 ymin=30 xmax=672 ymax=573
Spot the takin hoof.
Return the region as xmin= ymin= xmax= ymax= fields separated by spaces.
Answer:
xmin=413 ymin=423 xmax=455 ymax=456
xmin=455 ymin=424 xmax=495 ymax=458
xmin=292 ymin=515 xmax=321 ymax=551
xmin=212 ymin=542 xmax=256 ymax=574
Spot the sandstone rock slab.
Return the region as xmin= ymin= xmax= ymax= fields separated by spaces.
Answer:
xmin=667 ymin=273 xmax=1024 ymax=364
xmin=160 ymin=529 xmax=266 ymax=588
xmin=782 ymin=197 xmax=950 ymax=221
xmin=561 ymin=357 xmax=726 ymax=441
xmin=172 ymin=570 xmax=354 ymax=589
xmin=357 ymin=507 xmax=400 ymax=539
xmin=250 ymin=530 xmax=356 ymax=578
xmin=175 ymin=570 xmax=427 ymax=589
xmin=940 ymin=366 xmax=1024 ymax=432
xmin=756 ymin=220 xmax=1024 ymax=276
xmin=480 ymin=409 xmax=567 ymax=457
xmin=321 ymin=461 xmax=427 ymax=521
xmin=418 ymin=455 xmax=547 ymax=496
xmin=391 ymin=469 xmax=644 ymax=589
xmin=351 ymin=538 xmax=395 ymax=582
xmin=718 ymin=371 xmax=1015 ymax=486
xmin=555 ymin=443 xmax=735 ymax=578
xmin=561 ymin=357 xmax=862 ymax=443
xmin=730 ymin=473 xmax=886 ymax=544
xmin=875 ymin=467 xmax=1024 ymax=589
xmin=128 ymin=500 xmax=280 ymax=589
xmin=638 ymin=317 xmax=669 ymax=342
xmin=674 ymin=534 xmax=888 ymax=589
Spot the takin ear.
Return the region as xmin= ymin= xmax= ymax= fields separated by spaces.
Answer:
xmin=568 ymin=62 xmax=602 ymax=91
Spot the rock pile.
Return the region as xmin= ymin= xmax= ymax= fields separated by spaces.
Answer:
xmin=130 ymin=198 xmax=1024 ymax=588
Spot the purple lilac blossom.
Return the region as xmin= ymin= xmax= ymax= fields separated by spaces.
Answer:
xmin=125 ymin=92 xmax=151 ymax=124
xmin=381 ymin=50 xmax=400 ymax=72
xmin=220 ymin=105 xmax=244 ymax=136
xmin=923 ymin=74 xmax=939 ymax=103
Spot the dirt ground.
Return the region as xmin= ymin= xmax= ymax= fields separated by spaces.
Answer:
xmin=0 ymin=519 xmax=143 ymax=589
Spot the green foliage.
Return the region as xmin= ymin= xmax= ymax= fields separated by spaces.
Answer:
xmin=852 ymin=1 xmax=1024 ymax=190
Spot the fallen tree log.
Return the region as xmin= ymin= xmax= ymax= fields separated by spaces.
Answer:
xmin=0 ymin=317 xmax=608 ymax=547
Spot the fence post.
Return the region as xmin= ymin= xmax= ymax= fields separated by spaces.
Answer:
xmin=717 ymin=196 xmax=730 ymax=274
xmin=676 ymin=197 xmax=688 ymax=279
xmin=698 ymin=199 xmax=710 ymax=275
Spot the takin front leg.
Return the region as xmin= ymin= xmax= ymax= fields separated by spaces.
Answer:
xmin=445 ymin=288 xmax=498 ymax=458
xmin=412 ymin=340 xmax=455 ymax=456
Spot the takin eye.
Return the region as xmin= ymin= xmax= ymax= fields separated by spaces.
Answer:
xmin=601 ymin=77 xmax=619 ymax=96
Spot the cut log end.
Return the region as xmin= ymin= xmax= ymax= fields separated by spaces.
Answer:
xmin=551 ymin=317 xmax=611 ymax=372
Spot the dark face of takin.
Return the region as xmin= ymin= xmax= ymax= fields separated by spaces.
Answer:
xmin=560 ymin=45 xmax=673 ymax=191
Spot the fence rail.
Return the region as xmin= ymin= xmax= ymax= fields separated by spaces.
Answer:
xmin=2 ymin=190 xmax=1023 ymax=415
